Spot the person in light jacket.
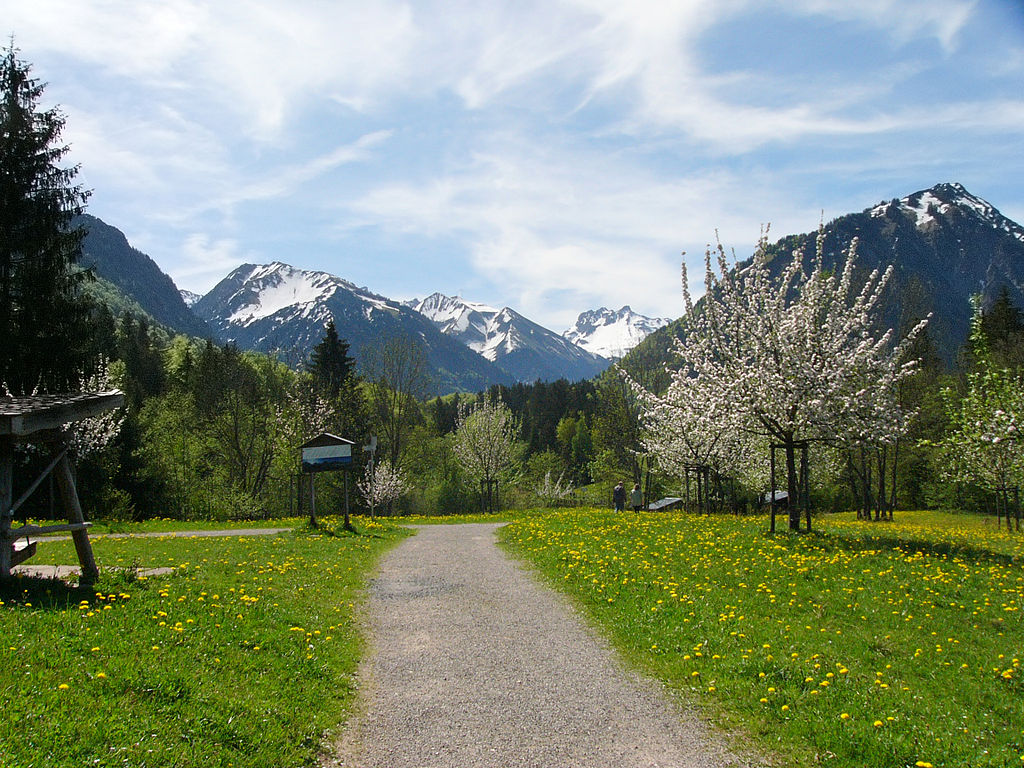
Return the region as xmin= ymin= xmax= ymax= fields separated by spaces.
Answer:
xmin=630 ymin=483 xmax=643 ymax=512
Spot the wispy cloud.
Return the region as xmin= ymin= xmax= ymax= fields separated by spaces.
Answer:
xmin=5 ymin=0 xmax=1020 ymax=329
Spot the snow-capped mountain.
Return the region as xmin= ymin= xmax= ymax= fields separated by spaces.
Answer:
xmin=409 ymin=293 xmax=501 ymax=352
xmin=408 ymin=292 xmax=610 ymax=382
xmin=563 ymin=306 xmax=671 ymax=360
xmin=628 ymin=182 xmax=1024 ymax=373
xmin=179 ymin=289 xmax=201 ymax=308
xmin=869 ymin=183 xmax=1024 ymax=245
xmin=193 ymin=263 xmax=512 ymax=394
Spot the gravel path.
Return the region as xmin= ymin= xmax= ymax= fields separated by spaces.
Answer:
xmin=332 ymin=523 xmax=763 ymax=768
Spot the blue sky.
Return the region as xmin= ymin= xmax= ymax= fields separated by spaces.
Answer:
xmin=7 ymin=0 xmax=1024 ymax=330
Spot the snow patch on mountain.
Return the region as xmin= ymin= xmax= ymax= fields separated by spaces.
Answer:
xmin=563 ymin=306 xmax=671 ymax=359
xmin=225 ymin=263 xmax=343 ymax=325
xmin=408 ymin=293 xmax=500 ymax=354
xmin=409 ymin=292 xmax=609 ymax=381
xmin=870 ymin=182 xmax=1024 ymax=244
xmin=179 ymin=289 xmax=201 ymax=308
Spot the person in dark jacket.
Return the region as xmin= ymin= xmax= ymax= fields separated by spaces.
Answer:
xmin=613 ymin=481 xmax=626 ymax=512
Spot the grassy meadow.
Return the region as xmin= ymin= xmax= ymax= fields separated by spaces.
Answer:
xmin=500 ymin=509 xmax=1024 ymax=768
xmin=0 ymin=516 xmax=407 ymax=768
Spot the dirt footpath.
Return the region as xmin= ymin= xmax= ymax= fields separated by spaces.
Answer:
xmin=332 ymin=523 xmax=764 ymax=768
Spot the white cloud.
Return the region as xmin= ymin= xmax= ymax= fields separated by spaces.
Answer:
xmin=181 ymin=130 xmax=394 ymax=219
xmin=347 ymin=133 xmax=820 ymax=326
xmin=784 ymin=0 xmax=976 ymax=52
xmin=171 ymin=234 xmax=250 ymax=295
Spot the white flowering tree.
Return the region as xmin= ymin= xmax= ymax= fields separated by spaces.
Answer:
xmin=67 ymin=359 xmax=125 ymax=460
xmin=357 ymin=458 xmax=409 ymax=518
xmin=453 ymin=395 xmax=518 ymax=513
xmin=936 ymin=301 xmax=1023 ymax=530
xmin=634 ymin=364 xmax=746 ymax=512
xmin=642 ymin=231 xmax=926 ymax=531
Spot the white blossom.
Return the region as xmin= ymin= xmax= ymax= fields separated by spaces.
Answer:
xmin=357 ymin=458 xmax=409 ymax=509
xmin=453 ymin=395 xmax=518 ymax=486
xmin=66 ymin=360 xmax=125 ymax=459
xmin=635 ymin=230 xmax=926 ymax=527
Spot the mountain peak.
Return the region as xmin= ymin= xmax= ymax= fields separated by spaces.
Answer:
xmin=870 ymin=183 xmax=1024 ymax=244
xmin=409 ymin=292 xmax=609 ymax=382
xmin=564 ymin=306 xmax=671 ymax=360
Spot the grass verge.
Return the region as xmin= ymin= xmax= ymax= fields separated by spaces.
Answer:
xmin=499 ymin=509 xmax=1023 ymax=768
xmin=0 ymin=515 xmax=408 ymax=767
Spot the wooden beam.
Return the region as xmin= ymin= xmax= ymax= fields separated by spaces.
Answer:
xmin=11 ymin=540 xmax=36 ymax=567
xmin=0 ymin=392 xmax=124 ymax=437
xmin=0 ymin=435 xmax=12 ymax=578
xmin=54 ymin=454 xmax=99 ymax=584
xmin=4 ymin=522 xmax=92 ymax=538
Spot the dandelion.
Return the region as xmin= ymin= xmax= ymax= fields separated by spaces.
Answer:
xmin=840 ymin=712 xmax=850 ymax=720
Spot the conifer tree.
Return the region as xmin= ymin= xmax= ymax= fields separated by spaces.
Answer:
xmin=0 ymin=44 xmax=93 ymax=394
xmin=308 ymin=319 xmax=354 ymax=399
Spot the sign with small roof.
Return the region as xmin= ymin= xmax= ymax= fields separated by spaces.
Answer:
xmin=299 ymin=433 xmax=354 ymax=474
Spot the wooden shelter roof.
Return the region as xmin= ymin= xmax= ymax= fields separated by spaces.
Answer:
xmin=0 ymin=391 xmax=124 ymax=437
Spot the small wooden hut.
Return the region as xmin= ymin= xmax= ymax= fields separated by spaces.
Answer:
xmin=1 ymin=391 xmax=123 ymax=582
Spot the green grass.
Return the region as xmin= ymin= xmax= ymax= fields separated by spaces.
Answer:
xmin=21 ymin=516 xmax=304 ymax=536
xmin=0 ymin=515 xmax=408 ymax=767
xmin=499 ymin=509 xmax=1024 ymax=768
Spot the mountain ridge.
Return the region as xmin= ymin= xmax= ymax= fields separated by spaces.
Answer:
xmin=563 ymin=305 xmax=670 ymax=360
xmin=75 ymin=214 xmax=211 ymax=338
xmin=623 ymin=182 xmax=1024 ymax=386
xmin=193 ymin=263 xmax=514 ymax=394
xmin=408 ymin=292 xmax=610 ymax=383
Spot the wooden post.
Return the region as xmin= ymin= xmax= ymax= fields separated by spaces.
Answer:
xmin=54 ymin=453 xmax=99 ymax=584
xmin=1 ymin=436 xmax=13 ymax=578
xmin=801 ymin=443 xmax=811 ymax=532
xmin=309 ymin=474 xmax=318 ymax=529
xmin=343 ymin=470 xmax=350 ymax=529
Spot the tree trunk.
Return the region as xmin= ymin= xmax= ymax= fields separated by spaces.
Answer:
xmin=888 ymin=437 xmax=900 ymax=520
xmin=786 ymin=440 xmax=800 ymax=531
xmin=875 ymin=448 xmax=886 ymax=522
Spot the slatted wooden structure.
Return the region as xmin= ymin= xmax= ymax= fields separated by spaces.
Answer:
xmin=0 ymin=391 xmax=124 ymax=582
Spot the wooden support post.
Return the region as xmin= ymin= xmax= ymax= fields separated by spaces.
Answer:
xmin=54 ymin=453 xmax=99 ymax=584
xmin=343 ymin=470 xmax=350 ymax=529
xmin=1 ymin=436 xmax=13 ymax=578
xmin=309 ymin=474 xmax=318 ymax=529
xmin=801 ymin=443 xmax=811 ymax=532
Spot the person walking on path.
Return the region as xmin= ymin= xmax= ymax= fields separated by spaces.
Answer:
xmin=613 ymin=480 xmax=626 ymax=512
xmin=630 ymin=483 xmax=644 ymax=512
